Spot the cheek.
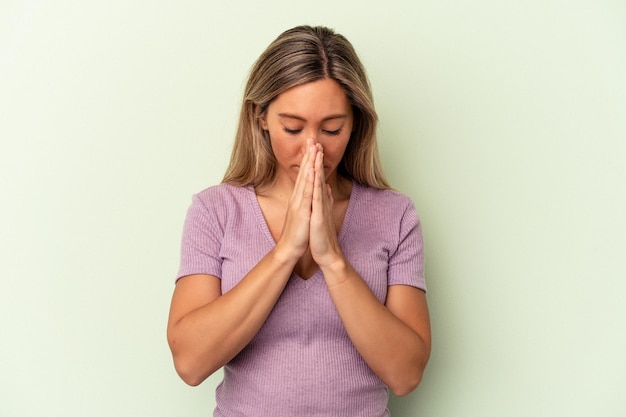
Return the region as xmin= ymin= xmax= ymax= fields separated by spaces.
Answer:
xmin=269 ymin=133 xmax=303 ymax=159
xmin=323 ymin=136 xmax=350 ymax=160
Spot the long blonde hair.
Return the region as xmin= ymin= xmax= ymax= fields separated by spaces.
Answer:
xmin=222 ymin=25 xmax=390 ymax=189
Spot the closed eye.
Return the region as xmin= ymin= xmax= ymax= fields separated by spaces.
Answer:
xmin=283 ymin=127 xmax=302 ymax=135
xmin=323 ymin=128 xmax=342 ymax=136
xmin=282 ymin=127 xmax=342 ymax=136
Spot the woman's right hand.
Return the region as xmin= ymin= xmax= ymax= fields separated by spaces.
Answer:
xmin=275 ymin=138 xmax=317 ymax=261
xmin=169 ymin=146 xmax=318 ymax=384
xmin=168 ymin=141 xmax=321 ymax=386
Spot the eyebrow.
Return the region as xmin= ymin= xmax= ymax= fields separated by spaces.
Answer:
xmin=277 ymin=113 xmax=348 ymax=122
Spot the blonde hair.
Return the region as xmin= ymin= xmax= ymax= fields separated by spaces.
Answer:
xmin=222 ymin=25 xmax=390 ymax=189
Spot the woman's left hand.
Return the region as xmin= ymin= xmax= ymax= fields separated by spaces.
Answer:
xmin=309 ymin=145 xmax=344 ymax=269
xmin=308 ymin=146 xmax=431 ymax=397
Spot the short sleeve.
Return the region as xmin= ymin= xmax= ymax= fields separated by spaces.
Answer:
xmin=387 ymin=201 xmax=426 ymax=292
xmin=176 ymin=193 xmax=224 ymax=282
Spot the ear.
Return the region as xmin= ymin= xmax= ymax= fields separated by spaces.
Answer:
xmin=259 ymin=115 xmax=268 ymax=131
xmin=256 ymin=105 xmax=269 ymax=131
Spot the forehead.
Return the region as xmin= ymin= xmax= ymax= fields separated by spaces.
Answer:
xmin=268 ymin=78 xmax=352 ymax=121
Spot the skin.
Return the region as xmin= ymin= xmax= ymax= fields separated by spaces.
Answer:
xmin=167 ymin=78 xmax=431 ymax=396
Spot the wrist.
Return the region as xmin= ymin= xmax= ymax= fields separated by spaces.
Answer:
xmin=271 ymin=241 xmax=301 ymax=266
xmin=318 ymin=254 xmax=348 ymax=275
xmin=320 ymin=256 xmax=355 ymax=288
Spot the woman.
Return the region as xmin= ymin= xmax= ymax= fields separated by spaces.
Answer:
xmin=167 ymin=25 xmax=431 ymax=416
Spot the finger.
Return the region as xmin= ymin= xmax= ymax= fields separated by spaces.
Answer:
xmin=296 ymin=138 xmax=313 ymax=184
xmin=316 ymin=149 xmax=330 ymax=208
xmin=314 ymin=145 xmax=324 ymax=180
xmin=302 ymin=139 xmax=317 ymax=194
xmin=312 ymin=148 xmax=324 ymax=204
xmin=291 ymin=139 xmax=315 ymax=203
xmin=315 ymin=143 xmax=324 ymax=179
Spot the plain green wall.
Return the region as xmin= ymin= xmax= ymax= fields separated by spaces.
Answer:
xmin=1 ymin=1 xmax=625 ymax=416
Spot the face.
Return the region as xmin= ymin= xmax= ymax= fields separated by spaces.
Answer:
xmin=260 ymin=78 xmax=353 ymax=185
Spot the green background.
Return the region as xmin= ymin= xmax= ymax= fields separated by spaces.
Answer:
xmin=1 ymin=1 xmax=624 ymax=416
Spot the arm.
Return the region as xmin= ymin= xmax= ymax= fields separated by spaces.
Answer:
xmin=167 ymin=142 xmax=318 ymax=386
xmin=167 ymin=248 xmax=296 ymax=386
xmin=310 ymin=149 xmax=431 ymax=396
xmin=322 ymin=263 xmax=431 ymax=396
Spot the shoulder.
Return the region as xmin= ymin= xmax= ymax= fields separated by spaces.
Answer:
xmin=192 ymin=183 xmax=253 ymax=199
xmin=350 ymin=183 xmax=421 ymax=240
xmin=191 ymin=183 xmax=254 ymax=210
xmin=352 ymin=183 xmax=416 ymax=215
xmin=186 ymin=183 xmax=256 ymax=224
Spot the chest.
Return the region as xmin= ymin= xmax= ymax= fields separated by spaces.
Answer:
xmin=215 ymin=185 xmax=396 ymax=301
xmin=257 ymin=196 xmax=350 ymax=279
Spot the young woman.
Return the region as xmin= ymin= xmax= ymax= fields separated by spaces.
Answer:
xmin=167 ymin=25 xmax=431 ymax=417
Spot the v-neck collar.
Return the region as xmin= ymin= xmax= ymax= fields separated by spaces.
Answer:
xmin=247 ymin=181 xmax=360 ymax=279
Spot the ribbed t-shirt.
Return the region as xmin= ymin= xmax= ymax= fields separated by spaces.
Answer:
xmin=177 ymin=182 xmax=426 ymax=417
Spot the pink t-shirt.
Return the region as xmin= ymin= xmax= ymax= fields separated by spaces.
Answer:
xmin=177 ymin=182 xmax=426 ymax=417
